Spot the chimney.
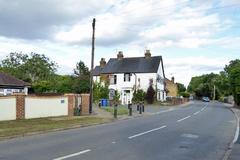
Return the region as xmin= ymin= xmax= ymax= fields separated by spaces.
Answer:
xmin=171 ymin=77 xmax=175 ymax=83
xmin=100 ymin=58 xmax=106 ymax=68
xmin=145 ymin=49 xmax=151 ymax=59
xmin=117 ymin=51 xmax=124 ymax=60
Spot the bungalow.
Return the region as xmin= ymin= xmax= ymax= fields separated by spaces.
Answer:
xmin=93 ymin=50 xmax=166 ymax=104
xmin=0 ymin=72 xmax=30 ymax=96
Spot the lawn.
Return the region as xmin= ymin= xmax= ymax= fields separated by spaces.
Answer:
xmin=0 ymin=116 xmax=112 ymax=139
xmin=102 ymin=106 xmax=129 ymax=115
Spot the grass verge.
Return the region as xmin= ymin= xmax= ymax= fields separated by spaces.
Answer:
xmin=102 ymin=106 xmax=129 ymax=115
xmin=0 ymin=116 xmax=112 ymax=139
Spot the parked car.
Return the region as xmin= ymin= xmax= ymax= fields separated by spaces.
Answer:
xmin=202 ymin=97 xmax=210 ymax=102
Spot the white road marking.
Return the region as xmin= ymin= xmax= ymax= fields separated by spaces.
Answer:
xmin=156 ymin=108 xmax=175 ymax=114
xmin=177 ymin=116 xmax=191 ymax=122
xmin=112 ymin=141 xmax=116 ymax=144
xmin=193 ymin=111 xmax=200 ymax=115
xmin=53 ymin=149 xmax=91 ymax=160
xmin=128 ymin=125 xmax=167 ymax=139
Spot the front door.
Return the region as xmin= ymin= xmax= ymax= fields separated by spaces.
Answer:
xmin=123 ymin=90 xmax=131 ymax=104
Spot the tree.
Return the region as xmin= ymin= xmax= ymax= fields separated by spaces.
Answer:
xmin=72 ymin=60 xmax=90 ymax=94
xmin=187 ymin=73 xmax=221 ymax=100
xmin=0 ymin=52 xmax=58 ymax=83
xmin=146 ymin=79 xmax=155 ymax=104
xmin=0 ymin=52 xmax=28 ymax=80
xmin=74 ymin=61 xmax=90 ymax=78
xmin=225 ymin=59 xmax=240 ymax=106
xmin=132 ymin=89 xmax=146 ymax=104
xmin=176 ymin=83 xmax=186 ymax=94
xmin=93 ymin=82 xmax=109 ymax=103
xmin=22 ymin=53 xmax=57 ymax=82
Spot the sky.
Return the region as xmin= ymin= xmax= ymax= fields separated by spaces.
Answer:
xmin=0 ymin=0 xmax=239 ymax=86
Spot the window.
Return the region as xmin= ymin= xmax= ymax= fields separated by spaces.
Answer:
xmin=124 ymin=73 xmax=131 ymax=82
xmin=110 ymin=75 xmax=117 ymax=84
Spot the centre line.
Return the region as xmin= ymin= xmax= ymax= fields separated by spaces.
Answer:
xmin=53 ymin=149 xmax=91 ymax=160
xmin=177 ymin=116 xmax=191 ymax=122
xmin=193 ymin=111 xmax=200 ymax=115
xmin=128 ymin=125 xmax=167 ymax=139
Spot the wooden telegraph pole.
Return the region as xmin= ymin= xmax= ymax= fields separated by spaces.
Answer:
xmin=89 ymin=18 xmax=96 ymax=114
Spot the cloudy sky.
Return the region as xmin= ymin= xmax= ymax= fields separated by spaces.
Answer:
xmin=0 ymin=0 xmax=239 ymax=86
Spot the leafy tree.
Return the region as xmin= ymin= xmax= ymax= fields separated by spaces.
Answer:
xmin=113 ymin=90 xmax=120 ymax=105
xmin=225 ymin=59 xmax=240 ymax=106
xmin=72 ymin=60 xmax=90 ymax=93
xmin=22 ymin=53 xmax=57 ymax=82
xmin=187 ymin=73 xmax=221 ymax=100
xmin=53 ymin=75 xmax=74 ymax=93
xmin=93 ymin=82 xmax=109 ymax=103
xmin=74 ymin=61 xmax=90 ymax=78
xmin=179 ymin=92 xmax=190 ymax=98
xmin=32 ymin=80 xmax=53 ymax=93
xmin=146 ymin=86 xmax=155 ymax=104
xmin=0 ymin=52 xmax=28 ymax=80
xmin=176 ymin=83 xmax=186 ymax=94
xmin=0 ymin=52 xmax=57 ymax=83
xmin=132 ymin=89 xmax=146 ymax=104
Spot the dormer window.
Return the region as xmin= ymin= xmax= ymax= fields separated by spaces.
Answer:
xmin=124 ymin=73 xmax=131 ymax=82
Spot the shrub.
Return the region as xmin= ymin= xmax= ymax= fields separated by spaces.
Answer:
xmin=146 ymin=85 xmax=155 ymax=104
xmin=179 ymin=92 xmax=190 ymax=98
xmin=132 ymin=89 xmax=146 ymax=104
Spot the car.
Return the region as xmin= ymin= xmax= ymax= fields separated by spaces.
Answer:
xmin=202 ymin=97 xmax=210 ymax=102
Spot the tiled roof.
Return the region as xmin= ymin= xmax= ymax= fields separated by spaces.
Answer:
xmin=101 ymin=56 xmax=162 ymax=74
xmin=0 ymin=72 xmax=30 ymax=87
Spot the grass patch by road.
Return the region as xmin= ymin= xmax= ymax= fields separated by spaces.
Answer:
xmin=0 ymin=116 xmax=112 ymax=139
xmin=102 ymin=106 xmax=129 ymax=115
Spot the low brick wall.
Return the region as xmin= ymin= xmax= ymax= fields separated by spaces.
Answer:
xmin=0 ymin=93 xmax=90 ymax=121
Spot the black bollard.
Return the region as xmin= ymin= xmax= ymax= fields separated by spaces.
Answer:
xmin=114 ymin=104 xmax=118 ymax=118
xmin=142 ymin=103 xmax=145 ymax=112
xmin=137 ymin=104 xmax=139 ymax=111
xmin=139 ymin=104 xmax=142 ymax=114
xmin=128 ymin=104 xmax=132 ymax=116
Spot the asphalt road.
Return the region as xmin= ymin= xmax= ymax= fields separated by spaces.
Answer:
xmin=0 ymin=101 xmax=237 ymax=160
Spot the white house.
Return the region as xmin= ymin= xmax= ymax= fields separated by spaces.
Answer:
xmin=0 ymin=72 xmax=30 ymax=96
xmin=92 ymin=50 xmax=166 ymax=104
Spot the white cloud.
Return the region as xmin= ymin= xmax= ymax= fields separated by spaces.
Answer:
xmin=164 ymin=56 xmax=231 ymax=86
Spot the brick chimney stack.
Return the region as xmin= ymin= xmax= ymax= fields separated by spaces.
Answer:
xmin=117 ymin=51 xmax=124 ymax=60
xmin=145 ymin=50 xmax=151 ymax=59
xmin=100 ymin=58 xmax=106 ymax=68
xmin=171 ymin=77 xmax=175 ymax=83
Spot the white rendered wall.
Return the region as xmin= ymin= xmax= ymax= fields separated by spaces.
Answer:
xmin=25 ymin=97 xmax=68 ymax=119
xmin=0 ymin=97 xmax=16 ymax=121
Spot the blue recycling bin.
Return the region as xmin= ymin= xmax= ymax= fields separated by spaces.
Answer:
xmin=101 ymin=99 xmax=108 ymax=107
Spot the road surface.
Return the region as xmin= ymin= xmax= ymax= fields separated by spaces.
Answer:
xmin=0 ymin=101 xmax=237 ymax=160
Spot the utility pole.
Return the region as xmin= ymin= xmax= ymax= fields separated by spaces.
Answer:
xmin=89 ymin=18 xmax=95 ymax=114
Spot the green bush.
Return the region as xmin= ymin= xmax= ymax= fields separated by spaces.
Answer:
xmin=179 ymin=92 xmax=190 ymax=98
xmin=132 ymin=89 xmax=146 ymax=104
xmin=146 ymin=85 xmax=155 ymax=104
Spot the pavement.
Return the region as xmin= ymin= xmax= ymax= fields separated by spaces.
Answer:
xmin=0 ymin=101 xmax=237 ymax=160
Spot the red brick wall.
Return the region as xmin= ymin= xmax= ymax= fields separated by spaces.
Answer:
xmin=65 ymin=94 xmax=75 ymax=116
xmin=81 ymin=94 xmax=90 ymax=115
xmin=15 ymin=94 xmax=25 ymax=119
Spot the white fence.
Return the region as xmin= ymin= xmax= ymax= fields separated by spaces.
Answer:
xmin=25 ymin=96 xmax=68 ymax=119
xmin=0 ymin=97 xmax=16 ymax=121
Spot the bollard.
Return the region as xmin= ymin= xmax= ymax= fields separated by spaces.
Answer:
xmin=128 ymin=103 xmax=132 ymax=116
xmin=114 ymin=104 xmax=118 ymax=118
xmin=142 ymin=102 xmax=145 ymax=112
xmin=139 ymin=104 xmax=142 ymax=114
xmin=137 ymin=104 xmax=139 ymax=111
